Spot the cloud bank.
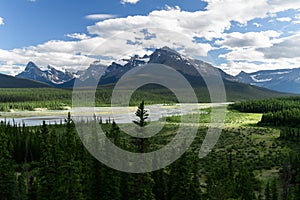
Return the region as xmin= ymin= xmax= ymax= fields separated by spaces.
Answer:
xmin=1 ymin=0 xmax=300 ymax=76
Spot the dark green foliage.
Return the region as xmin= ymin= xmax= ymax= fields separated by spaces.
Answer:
xmin=37 ymin=122 xmax=60 ymax=200
xmin=260 ymin=108 xmax=300 ymax=127
xmin=2 ymin=106 xmax=300 ymax=199
xmin=152 ymin=169 xmax=168 ymax=200
xmin=271 ymin=179 xmax=278 ymax=200
xmin=0 ymin=131 xmax=16 ymax=200
xmin=265 ymin=182 xmax=271 ymax=200
xmin=169 ymin=153 xmax=201 ymax=200
xmin=132 ymin=101 xmax=150 ymax=153
xmin=230 ymin=96 xmax=300 ymax=113
xmin=129 ymin=101 xmax=155 ymax=200
xmin=56 ymin=113 xmax=84 ymax=200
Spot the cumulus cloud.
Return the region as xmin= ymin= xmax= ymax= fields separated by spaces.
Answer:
xmin=253 ymin=22 xmax=262 ymax=27
xmin=276 ymin=17 xmax=292 ymax=22
xmin=292 ymin=13 xmax=300 ymax=24
xmin=259 ymin=33 xmax=300 ymax=59
xmin=121 ymin=0 xmax=140 ymax=5
xmin=85 ymin=14 xmax=117 ymax=20
xmin=2 ymin=0 xmax=300 ymax=75
xmin=219 ymin=32 xmax=300 ymax=75
xmin=66 ymin=33 xmax=90 ymax=40
xmin=268 ymin=0 xmax=300 ymax=13
xmin=0 ymin=17 xmax=4 ymax=25
xmin=216 ymin=31 xmax=281 ymax=49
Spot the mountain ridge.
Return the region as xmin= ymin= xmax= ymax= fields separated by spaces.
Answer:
xmin=0 ymin=73 xmax=50 ymax=88
xmin=16 ymin=62 xmax=74 ymax=86
xmin=10 ymin=47 xmax=294 ymax=100
xmin=235 ymin=68 xmax=300 ymax=94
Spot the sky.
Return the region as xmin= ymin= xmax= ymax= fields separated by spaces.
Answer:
xmin=1 ymin=0 xmax=300 ymax=76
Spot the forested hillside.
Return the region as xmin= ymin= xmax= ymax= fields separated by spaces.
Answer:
xmin=1 ymin=103 xmax=300 ymax=199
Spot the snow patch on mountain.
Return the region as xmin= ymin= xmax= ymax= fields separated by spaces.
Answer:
xmin=250 ymin=75 xmax=272 ymax=82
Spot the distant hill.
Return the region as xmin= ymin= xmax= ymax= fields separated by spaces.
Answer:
xmin=0 ymin=73 xmax=50 ymax=88
xmin=236 ymin=68 xmax=300 ymax=94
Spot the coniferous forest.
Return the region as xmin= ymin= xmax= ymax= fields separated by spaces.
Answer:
xmin=1 ymin=97 xmax=300 ymax=199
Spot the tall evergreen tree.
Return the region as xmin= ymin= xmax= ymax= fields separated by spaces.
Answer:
xmin=271 ymin=179 xmax=278 ymax=200
xmin=0 ymin=131 xmax=16 ymax=200
xmin=132 ymin=101 xmax=150 ymax=153
xmin=130 ymin=101 xmax=155 ymax=200
xmin=37 ymin=121 xmax=59 ymax=200
xmin=57 ymin=113 xmax=84 ymax=200
xmin=169 ymin=153 xmax=193 ymax=200
xmin=265 ymin=182 xmax=271 ymax=200
xmin=101 ymin=122 xmax=121 ymax=200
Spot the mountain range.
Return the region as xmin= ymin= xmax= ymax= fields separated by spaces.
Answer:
xmin=235 ymin=68 xmax=300 ymax=94
xmin=16 ymin=61 xmax=74 ymax=86
xmin=0 ymin=47 xmax=296 ymax=100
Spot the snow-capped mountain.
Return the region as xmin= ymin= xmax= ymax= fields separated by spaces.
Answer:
xmin=76 ymin=60 xmax=107 ymax=82
xmin=16 ymin=47 xmax=298 ymax=96
xmin=16 ymin=62 xmax=74 ymax=86
xmin=78 ymin=46 xmax=235 ymax=86
xmin=16 ymin=47 xmax=236 ymax=87
xmin=235 ymin=68 xmax=300 ymax=94
xmin=10 ymin=47 xmax=287 ymax=100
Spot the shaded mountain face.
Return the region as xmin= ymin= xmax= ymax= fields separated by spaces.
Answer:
xmin=13 ymin=47 xmax=289 ymax=101
xmin=67 ymin=47 xmax=286 ymax=101
xmin=235 ymin=68 xmax=300 ymax=94
xmin=16 ymin=48 xmax=235 ymax=87
xmin=16 ymin=62 xmax=74 ymax=86
xmin=0 ymin=73 xmax=49 ymax=88
xmin=79 ymin=47 xmax=235 ymax=86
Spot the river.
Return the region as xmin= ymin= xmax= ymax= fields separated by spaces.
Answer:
xmin=0 ymin=103 xmax=231 ymax=126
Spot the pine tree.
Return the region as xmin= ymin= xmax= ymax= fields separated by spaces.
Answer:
xmin=0 ymin=131 xmax=16 ymax=200
xmin=169 ymin=153 xmax=193 ymax=200
xmin=130 ymin=101 xmax=155 ymax=200
xmin=133 ymin=101 xmax=149 ymax=153
xmin=101 ymin=122 xmax=121 ymax=200
xmin=265 ymin=182 xmax=271 ymax=200
xmin=152 ymin=169 xmax=168 ymax=200
xmin=37 ymin=121 xmax=59 ymax=200
xmin=271 ymin=179 xmax=278 ymax=200
xmin=57 ymin=113 xmax=84 ymax=200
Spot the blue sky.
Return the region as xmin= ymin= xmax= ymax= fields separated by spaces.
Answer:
xmin=1 ymin=0 xmax=300 ymax=75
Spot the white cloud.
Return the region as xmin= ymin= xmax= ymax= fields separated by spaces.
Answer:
xmin=66 ymin=33 xmax=90 ymax=40
xmin=276 ymin=17 xmax=292 ymax=22
xmin=218 ymin=32 xmax=300 ymax=75
xmin=216 ymin=31 xmax=281 ymax=49
xmin=259 ymin=33 xmax=300 ymax=59
xmin=0 ymin=17 xmax=4 ymax=25
xmin=253 ymin=22 xmax=262 ymax=27
xmin=268 ymin=0 xmax=300 ymax=13
xmin=292 ymin=13 xmax=300 ymax=24
xmin=85 ymin=14 xmax=117 ymax=20
xmin=121 ymin=0 xmax=140 ymax=5
xmin=2 ymin=0 xmax=300 ymax=76
xmin=221 ymin=60 xmax=297 ymax=76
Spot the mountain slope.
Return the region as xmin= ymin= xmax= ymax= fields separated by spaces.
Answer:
xmin=68 ymin=47 xmax=289 ymax=101
xmin=13 ymin=47 xmax=292 ymax=101
xmin=235 ymin=68 xmax=300 ymax=94
xmin=0 ymin=73 xmax=50 ymax=88
xmin=16 ymin=62 xmax=74 ymax=86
